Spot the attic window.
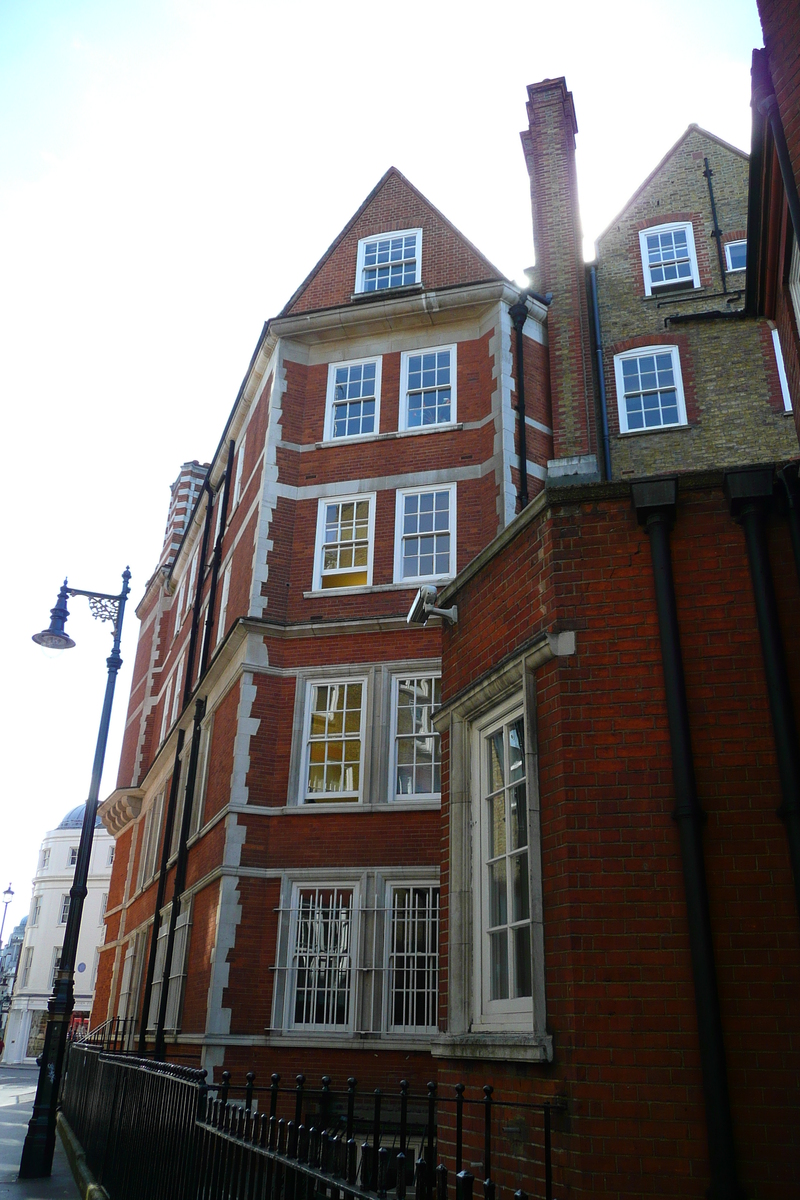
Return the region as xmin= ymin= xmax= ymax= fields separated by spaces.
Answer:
xmin=638 ymin=222 xmax=700 ymax=295
xmin=355 ymin=228 xmax=422 ymax=294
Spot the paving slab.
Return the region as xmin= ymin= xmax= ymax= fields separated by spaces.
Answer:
xmin=0 ymin=1094 xmax=80 ymax=1200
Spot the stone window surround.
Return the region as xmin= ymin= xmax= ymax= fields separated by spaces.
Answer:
xmin=431 ymin=629 xmax=575 ymax=1064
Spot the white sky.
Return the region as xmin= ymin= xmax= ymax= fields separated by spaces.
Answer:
xmin=0 ymin=0 xmax=763 ymax=936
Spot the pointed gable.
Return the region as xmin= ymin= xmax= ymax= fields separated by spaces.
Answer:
xmin=281 ymin=167 xmax=505 ymax=316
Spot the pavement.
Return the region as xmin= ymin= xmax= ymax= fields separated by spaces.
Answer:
xmin=0 ymin=1068 xmax=80 ymax=1200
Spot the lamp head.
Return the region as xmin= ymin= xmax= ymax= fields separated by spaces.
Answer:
xmin=2 ymin=885 xmax=12 ymax=902
xmin=32 ymin=580 xmax=76 ymax=650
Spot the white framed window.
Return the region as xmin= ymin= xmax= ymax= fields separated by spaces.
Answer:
xmin=355 ymin=228 xmax=422 ymax=294
xmin=638 ymin=222 xmax=700 ymax=295
xmin=117 ymin=940 xmax=135 ymax=1019
xmin=40 ymin=848 xmax=50 ymax=870
xmin=59 ymin=894 xmax=71 ymax=925
xmin=215 ymin=562 xmax=231 ymax=648
xmin=68 ymin=846 xmax=78 ymax=867
xmin=771 ymin=327 xmax=793 ymax=412
xmin=233 ymin=437 xmax=246 ymax=508
xmin=790 ymin=238 xmax=800 ymax=335
xmin=20 ymin=947 xmax=33 ymax=988
xmin=160 ymin=677 xmax=173 ymax=744
xmin=613 ymin=346 xmax=687 ymax=433
xmin=171 ymin=657 xmax=184 ymax=724
xmin=394 ymin=484 xmax=456 ymax=583
xmin=324 ymin=358 xmax=382 ymax=441
xmin=108 ymin=845 xmax=115 ymax=866
xmin=313 ymin=493 xmax=376 ymax=591
xmin=186 ymin=551 xmax=199 ymax=615
xmin=302 ymin=679 xmax=367 ymax=804
xmin=30 ymin=895 xmax=41 ymax=927
xmin=724 ymin=239 xmax=747 ymax=272
xmin=189 ymin=716 xmax=213 ymax=837
xmin=288 ymin=884 xmax=356 ymax=1030
xmin=100 ymin=893 xmax=108 ymax=923
xmin=399 ymin=345 xmax=457 ymax=431
xmin=474 ymin=702 xmax=533 ymax=1025
xmin=137 ymin=791 xmax=165 ymax=889
xmin=148 ymin=904 xmax=191 ymax=1033
xmin=174 ymin=578 xmax=186 ymax=635
xmin=386 ymin=884 xmax=439 ymax=1032
xmin=390 ymin=675 xmax=442 ymax=800
xmin=50 ymin=949 xmax=62 ymax=990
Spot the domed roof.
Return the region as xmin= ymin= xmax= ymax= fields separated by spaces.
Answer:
xmin=57 ymin=805 xmax=103 ymax=830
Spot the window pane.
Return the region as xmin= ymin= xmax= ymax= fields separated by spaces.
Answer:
xmin=490 ymin=930 xmax=509 ymax=1000
xmin=513 ymin=926 xmax=532 ymax=998
xmin=488 ymin=860 xmax=507 ymax=927
xmin=394 ymin=676 xmax=441 ymax=797
xmin=293 ymin=888 xmax=353 ymax=1027
xmin=389 ymin=886 xmax=439 ymax=1029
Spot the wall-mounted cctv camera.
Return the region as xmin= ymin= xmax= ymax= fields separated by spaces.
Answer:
xmin=406 ymin=585 xmax=458 ymax=627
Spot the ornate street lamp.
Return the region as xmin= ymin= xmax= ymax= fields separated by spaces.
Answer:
xmin=0 ymin=883 xmax=13 ymax=949
xmin=19 ymin=568 xmax=131 ymax=1179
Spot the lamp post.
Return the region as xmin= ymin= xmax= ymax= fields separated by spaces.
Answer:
xmin=0 ymin=884 xmax=13 ymax=949
xmin=19 ymin=568 xmax=130 ymax=1179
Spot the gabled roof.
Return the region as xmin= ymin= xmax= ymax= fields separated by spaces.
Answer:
xmin=596 ymin=124 xmax=749 ymax=247
xmin=280 ymin=166 xmax=506 ymax=316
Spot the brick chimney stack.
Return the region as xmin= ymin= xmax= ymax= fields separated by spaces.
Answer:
xmin=158 ymin=460 xmax=209 ymax=572
xmin=521 ymin=78 xmax=598 ymax=482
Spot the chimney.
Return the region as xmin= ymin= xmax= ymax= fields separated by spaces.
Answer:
xmin=158 ymin=460 xmax=209 ymax=572
xmin=521 ymin=78 xmax=598 ymax=483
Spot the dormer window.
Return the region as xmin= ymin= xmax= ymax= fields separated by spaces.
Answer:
xmin=638 ymin=222 xmax=700 ymax=295
xmin=355 ymin=228 xmax=422 ymax=293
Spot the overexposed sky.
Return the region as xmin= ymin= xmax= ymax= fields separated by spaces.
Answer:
xmin=0 ymin=0 xmax=763 ymax=935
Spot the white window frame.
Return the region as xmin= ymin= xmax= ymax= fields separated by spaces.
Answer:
xmin=301 ymin=677 xmax=368 ymax=805
xmin=40 ymin=848 xmax=50 ymax=870
xmin=233 ymin=437 xmax=246 ymax=508
xmin=174 ymin=578 xmax=186 ymax=635
xmin=108 ymin=845 xmax=115 ymax=866
xmin=389 ymin=674 xmax=442 ymax=802
xmin=312 ymin=493 xmax=376 ymax=592
xmin=50 ymin=948 xmax=62 ymax=990
xmin=171 ymin=657 xmax=184 ymax=725
xmin=285 ymin=882 xmax=358 ymax=1032
xmin=160 ymin=676 xmax=173 ymax=743
xmin=790 ymin=238 xmax=800 ymax=335
xmin=30 ymin=894 xmax=41 ymax=927
xmin=472 ymin=698 xmax=534 ymax=1029
xmin=189 ymin=714 xmax=213 ymax=837
xmin=20 ymin=947 xmax=33 ymax=988
xmin=59 ymin=894 xmax=71 ymax=925
xmin=355 ymin=228 xmax=422 ymax=295
xmin=724 ymin=239 xmax=747 ymax=272
xmin=138 ymin=791 xmax=165 ymax=889
xmin=117 ymin=940 xmax=135 ymax=1019
xmin=638 ymin=222 xmax=700 ymax=295
xmin=613 ymin=345 xmax=688 ymax=434
xmin=771 ymin=327 xmax=793 ymax=412
xmin=393 ymin=483 xmax=457 ymax=585
xmin=323 ymin=357 xmax=383 ymax=442
xmin=384 ymin=882 xmax=439 ymax=1033
xmin=215 ymin=562 xmax=231 ymax=648
xmin=399 ymin=344 xmax=457 ymax=432
xmin=68 ymin=846 xmax=78 ymax=867
xmin=100 ymin=893 xmax=108 ymax=924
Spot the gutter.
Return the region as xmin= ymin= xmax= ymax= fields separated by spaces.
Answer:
xmin=588 ymin=266 xmax=612 ymax=480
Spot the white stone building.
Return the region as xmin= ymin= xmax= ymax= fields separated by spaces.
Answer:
xmin=1 ymin=806 xmax=114 ymax=1063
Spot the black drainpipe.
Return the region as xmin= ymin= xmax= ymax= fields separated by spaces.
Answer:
xmin=154 ymin=696 xmax=206 ymax=1061
xmin=137 ymin=727 xmax=185 ymax=1055
xmin=703 ymin=158 xmax=728 ymax=295
xmin=724 ymin=467 xmax=800 ymax=922
xmin=632 ymin=478 xmax=744 ymax=1200
xmin=758 ymin=92 xmax=800 ymax=244
xmin=509 ymin=290 xmax=552 ymax=511
xmin=588 ymin=266 xmax=612 ymax=481
xmin=200 ymin=440 xmax=235 ymax=677
xmin=183 ymin=481 xmax=214 ymax=707
xmin=777 ymin=463 xmax=800 ymax=589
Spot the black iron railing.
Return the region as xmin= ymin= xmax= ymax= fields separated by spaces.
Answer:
xmin=73 ymin=1016 xmax=139 ymax=1053
xmin=61 ymin=1043 xmax=565 ymax=1200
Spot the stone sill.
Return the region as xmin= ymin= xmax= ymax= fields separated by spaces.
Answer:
xmin=431 ymin=1033 xmax=553 ymax=1063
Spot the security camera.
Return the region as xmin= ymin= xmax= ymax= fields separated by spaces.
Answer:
xmin=406 ymin=585 xmax=458 ymax=627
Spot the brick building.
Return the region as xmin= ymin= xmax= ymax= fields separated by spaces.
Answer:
xmin=92 ymin=64 xmax=800 ymax=1199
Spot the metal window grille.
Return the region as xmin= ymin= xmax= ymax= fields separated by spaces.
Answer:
xmin=321 ymin=500 xmax=371 ymax=588
xmin=406 ymin=349 xmax=452 ymax=427
xmin=621 ymin=352 xmax=680 ymax=430
xmin=645 ymin=227 xmax=693 ymax=287
xmin=402 ymin=491 xmax=451 ymax=578
xmin=291 ymin=887 xmax=354 ymax=1028
xmin=60 ymin=894 xmax=71 ymax=924
xmin=394 ymin=677 xmax=442 ymax=798
xmin=484 ymin=715 xmax=532 ymax=1001
xmin=388 ymin=885 xmax=439 ymax=1030
xmin=332 ymin=363 xmax=377 ymax=438
xmin=362 ymin=233 xmax=417 ymax=291
xmin=306 ymin=682 xmax=363 ymax=800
